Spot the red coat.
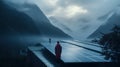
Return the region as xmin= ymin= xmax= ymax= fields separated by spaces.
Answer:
xmin=55 ymin=44 xmax=62 ymax=59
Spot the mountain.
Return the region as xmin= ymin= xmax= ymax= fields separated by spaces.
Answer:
xmin=49 ymin=16 xmax=72 ymax=32
xmin=0 ymin=1 xmax=40 ymax=36
xmin=0 ymin=1 xmax=71 ymax=38
xmin=7 ymin=3 xmax=71 ymax=38
xmin=88 ymin=8 xmax=120 ymax=38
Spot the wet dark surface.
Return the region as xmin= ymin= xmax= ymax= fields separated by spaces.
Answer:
xmin=41 ymin=40 xmax=109 ymax=62
xmin=28 ymin=41 xmax=120 ymax=67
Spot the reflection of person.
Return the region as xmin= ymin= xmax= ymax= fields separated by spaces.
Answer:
xmin=55 ymin=41 xmax=62 ymax=59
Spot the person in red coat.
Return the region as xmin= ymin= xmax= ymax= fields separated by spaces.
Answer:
xmin=55 ymin=41 xmax=62 ymax=59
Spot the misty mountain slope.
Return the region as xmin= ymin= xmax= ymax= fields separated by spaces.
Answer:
xmin=49 ymin=17 xmax=72 ymax=32
xmin=49 ymin=16 xmax=73 ymax=38
xmin=10 ymin=3 xmax=72 ymax=38
xmin=0 ymin=2 xmax=40 ymax=35
xmin=88 ymin=11 xmax=120 ymax=38
xmin=0 ymin=1 xmax=71 ymax=38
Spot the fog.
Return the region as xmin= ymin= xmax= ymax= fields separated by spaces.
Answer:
xmin=3 ymin=0 xmax=120 ymax=40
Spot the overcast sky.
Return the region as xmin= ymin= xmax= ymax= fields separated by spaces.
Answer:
xmin=4 ymin=0 xmax=120 ymax=40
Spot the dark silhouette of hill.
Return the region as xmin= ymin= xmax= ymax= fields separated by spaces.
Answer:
xmin=0 ymin=1 xmax=40 ymax=36
xmin=5 ymin=2 xmax=72 ymax=38
xmin=0 ymin=1 xmax=71 ymax=38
